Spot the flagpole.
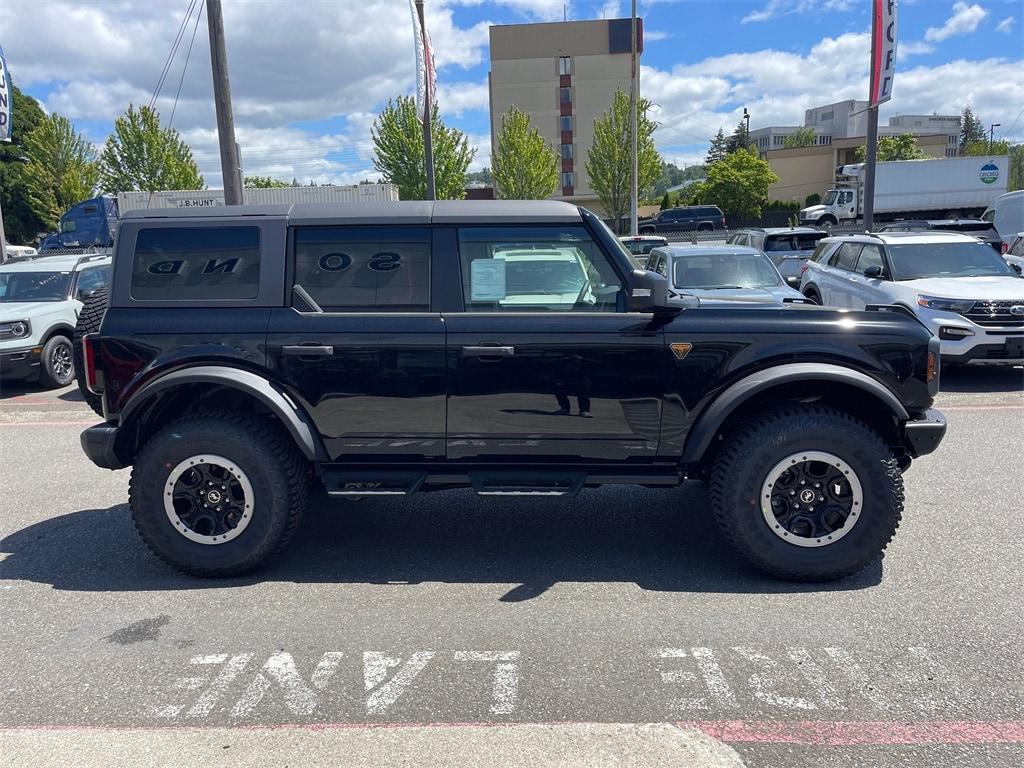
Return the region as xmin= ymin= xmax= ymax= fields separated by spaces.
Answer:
xmin=629 ymin=0 xmax=638 ymax=237
xmin=415 ymin=0 xmax=436 ymax=201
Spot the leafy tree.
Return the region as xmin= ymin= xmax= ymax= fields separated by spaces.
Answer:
xmin=962 ymin=140 xmax=1010 ymax=156
xmin=660 ymin=192 xmax=671 ymax=210
xmin=805 ymin=192 xmax=821 ymax=207
xmin=852 ymin=134 xmax=927 ymax=163
xmin=585 ymin=90 xmax=662 ymax=232
xmin=21 ymin=114 xmax=99 ymax=230
xmin=651 ymin=161 xmax=705 ymax=197
xmin=244 ymin=175 xmax=289 ymax=188
xmin=726 ymin=120 xmax=751 ymax=154
xmin=466 ymin=168 xmax=494 ymax=185
xmin=0 ymin=83 xmax=48 ymax=243
xmin=1009 ymin=145 xmax=1024 ymax=192
xmin=783 ymin=127 xmax=817 ymax=150
xmin=490 ymin=106 xmax=558 ymax=200
xmin=706 ymin=128 xmax=728 ymax=166
xmin=960 ymin=106 xmax=986 ymax=151
xmin=98 ymin=105 xmax=203 ymax=192
xmin=371 ymin=96 xmax=474 ymax=200
xmin=698 ymin=147 xmax=778 ymax=222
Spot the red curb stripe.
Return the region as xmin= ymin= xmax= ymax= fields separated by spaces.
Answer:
xmin=0 ymin=421 xmax=96 ymax=427
xmin=683 ymin=720 xmax=1024 ymax=746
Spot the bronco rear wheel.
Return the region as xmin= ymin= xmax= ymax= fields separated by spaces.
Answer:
xmin=709 ymin=404 xmax=903 ymax=581
xmin=129 ymin=413 xmax=309 ymax=577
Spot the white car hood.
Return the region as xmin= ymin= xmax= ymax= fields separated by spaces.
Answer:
xmin=800 ymin=205 xmax=827 ymax=218
xmin=0 ymin=302 xmax=59 ymax=321
xmin=900 ymin=276 xmax=1024 ymax=301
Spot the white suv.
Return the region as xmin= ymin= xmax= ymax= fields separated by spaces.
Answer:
xmin=0 ymin=253 xmax=112 ymax=387
xmin=800 ymin=232 xmax=1024 ymax=365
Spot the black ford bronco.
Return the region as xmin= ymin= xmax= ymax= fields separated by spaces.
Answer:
xmin=78 ymin=201 xmax=946 ymax=580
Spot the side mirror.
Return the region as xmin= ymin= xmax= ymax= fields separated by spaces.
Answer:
xmin=627 ymin=269 xmax=674 ymax=314
xmin=785 ymin=276 xmax=802 ymax=288
xmin=1011 ymin=263 xmax=1022 ymax=275
xmin=863 ymin=265 xmax=883 ymax=279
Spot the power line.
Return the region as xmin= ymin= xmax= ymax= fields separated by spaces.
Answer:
xmin=168 ymin=0 xmax=205 ymax=129
xmin=150 ymin=0 xmax=199 ymax=111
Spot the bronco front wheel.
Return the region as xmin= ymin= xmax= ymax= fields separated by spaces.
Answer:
xmin=709 ymin=405 xmax=903 ymax=581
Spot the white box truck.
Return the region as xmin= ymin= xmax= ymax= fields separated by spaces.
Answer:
xmin=799 ymin=156 xmax=1009 ymax=227
xmin=116 ymin=183 xmax=399 ymax=213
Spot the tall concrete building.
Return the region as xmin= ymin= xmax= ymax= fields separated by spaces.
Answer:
xmin=488 ymin=18 xmax=642 ymax=211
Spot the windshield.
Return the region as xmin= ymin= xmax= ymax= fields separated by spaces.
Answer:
xmin=673 ymin=252 xmax=783 ymax=289
xmin=765 ymin=234 xmax=825 ymax=252
xmin=822 ymin=191 xmax=838 ymax=205
xmin=0 ymin=271 xmax=73 ymax=302
xmin=501 ymin=260 xmax=586 ymax=295
xmin=887 ymin=242 xmax=1017 ymax=280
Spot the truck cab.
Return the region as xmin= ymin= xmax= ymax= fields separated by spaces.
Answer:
xmin=40 ymin=196 xmax=119 ymax=251
xmin=800 ymin=186 xmax=858 ymax=227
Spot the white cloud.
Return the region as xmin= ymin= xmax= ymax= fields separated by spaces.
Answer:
xmin=900 ymin=41 xmax=936 ymax=56
xmin=741 ymin=0 xmax=852 ymax=25
xmin=644 ymin=29 xmax=672 ymax=42
xmin=996 ymin=16 xmax=1015 ymax=33
xmin=925 ymin=2 xmax=989 ymax=42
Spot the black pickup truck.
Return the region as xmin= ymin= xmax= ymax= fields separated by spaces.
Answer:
xmin=78 ymin=201 xmax=945 ymax=581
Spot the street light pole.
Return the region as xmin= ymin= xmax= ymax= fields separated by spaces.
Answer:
xmin=743 ymin=107 xmax=750 ymax=145
xmin=206 ymin=0 xmax=242 ymax=205
xmin=629 ymin=0 xmax=638 ymax=237
xmin=989 ymin=123 xmax=1001 ymax=153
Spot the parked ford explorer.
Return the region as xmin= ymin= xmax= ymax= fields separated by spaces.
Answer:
xmin=78 ymin=201 xmax=945 ymax=582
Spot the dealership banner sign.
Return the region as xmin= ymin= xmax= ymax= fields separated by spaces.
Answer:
xmin=869 ymin=0 xmax=897 ymax=106
xmin=0 ymin=43 xmax=12 ymax=142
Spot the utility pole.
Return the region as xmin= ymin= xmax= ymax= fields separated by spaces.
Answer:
xmin=206 ymin=0 xmax=242 ymax=205
xmin=629 ymin=0 xmax=638 ymax=237
xmin=863 ymin=104 xmax=879 ymax=231
xmin=989 ymin=123 xmax=1000 ymax=153
xmin=0 ymin=198 xmax=7 ymax=263
xmin=743 ymin=107 xmax=750 ymax=145
xmin=415 ymin=0 xmax=435 ymax=201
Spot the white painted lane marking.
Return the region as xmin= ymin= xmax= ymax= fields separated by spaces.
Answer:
xmin=232 ymin=652 xmax=344 ymax=718
xmin=787 ymin=647 xmax=842 ymax=710
xmin=653 ymin=648 xmax=714 ymax=711
xmin=363 ymin=651 xmax=435 ymax=715
xmin=454 ymin=651 xmax=520 ymax=715
xmin=692 ymin=648 xmax=739 ymax=710
xmin=824 ymin=646 xmax=893 ymax=711
xmin=186 ymin=654 xmax=252 ymax=718
xmin=731 ymin=648 xmax=817 ymax=710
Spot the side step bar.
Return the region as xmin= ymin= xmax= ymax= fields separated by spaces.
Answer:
xmin=469 ymin=471 xmax=584 ymax=497
xmin=326 ymin=471 xmax=426 ymax=496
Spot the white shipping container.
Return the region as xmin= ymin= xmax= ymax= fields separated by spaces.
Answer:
xmin=117 ymin=183 xmax=399 ymax=213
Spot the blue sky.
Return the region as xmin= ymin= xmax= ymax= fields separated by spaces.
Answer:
xmin=2 ymin=0 xmax=1022 ymax=186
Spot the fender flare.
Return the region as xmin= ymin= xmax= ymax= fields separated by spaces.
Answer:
xmin=679 ymin=363 xmax=909 ymax=464
xmin=41 ymin=322 xmax=76 ymax=342
xmin=119 ymin=365 xmax=326 ymax=462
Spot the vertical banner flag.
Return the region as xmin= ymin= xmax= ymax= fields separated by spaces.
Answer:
xmin=0 ymin=43 xmax=13 ymax=142
xmin=409 ymin=0 xmax=436 ymax=121
xmin=869 ymin=0 xmax=897 ymax=106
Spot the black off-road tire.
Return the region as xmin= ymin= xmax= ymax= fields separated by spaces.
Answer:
xmin=709 ymin=404 xmax=903 ymax=581
xmin=73 ymin=287 xmax=108 ymax=416
xmin=38 ymin=334 xmax=75 ymax=388
xmin=129 ymin=413 xmax=310 ymax=577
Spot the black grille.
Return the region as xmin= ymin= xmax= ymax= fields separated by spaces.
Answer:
xmin=961 ymin=300 xmax=1024 ymax=327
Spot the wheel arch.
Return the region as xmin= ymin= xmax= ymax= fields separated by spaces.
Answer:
xmin=115 ymin=366 xmax=326 ymax=465
xmin=680 ymin=363 xmax=909 ymax=466
xmin=40 ymin=322 xmax=75 ymax=343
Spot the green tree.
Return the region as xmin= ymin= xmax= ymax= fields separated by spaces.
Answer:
xmin=853 ymin=134 xmax=927 ymax=163
xmin=371 ymin=96 xmax=474 ymax=200
xmin=659 ymin=192 xmax=671 ymax=210
xmin=726 ymin=120 xmax=751 ymax=154
xmin=698 ymin=147 xmax=778 ymax=222
xmin=651 ymin=161 xmax=705 ymax=197
xmin=706 ymin=128 xmax=728 ymax=166
xmin=466 ymin=167 xmax=494 ymax=185
xmin=962 ymin=140 xmax=1010 ymax=156
xmin=21 ymin=114 xmax=99 ymax=230
xmin=490 ymin=105 xmax=558 ymax=200
xmin=98 ymin=104 xmax=203 ymax=192
xmin=0 ymin=83 xmax=48 ymax=243
xmin=805 ymin=192 xmax=821 ymax=207
xmin=585 ymin=90 xmax=662 ymax=232
xmin=960 ymin=106 xmax=986 ymax=151
xmin=783 ymin=127 xmax=817 ymax=150
xmin=1008 ymin=145 xmax=1024 ymax=192
xmin=244 ymin=175 xmax=289 ymax=188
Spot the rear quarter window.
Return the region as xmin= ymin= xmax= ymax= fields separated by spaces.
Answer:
xmin=130 ymin=226 xmax=261 ymax=301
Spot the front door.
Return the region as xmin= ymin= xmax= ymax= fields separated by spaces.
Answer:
xmin=444 ymin=224 xmax=665 ymax=463
xmin=266 ymin=224 xmax=446 ymax=462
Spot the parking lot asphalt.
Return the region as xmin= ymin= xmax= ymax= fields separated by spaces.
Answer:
xmin=0 ymin=367 xmax=1021 ymax=767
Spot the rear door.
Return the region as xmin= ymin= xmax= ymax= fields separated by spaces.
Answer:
xmin=819 ymin=242 xmax=862 ymax=306
xmin=266 ymin=224 xmax=446 ymax=462
xmin=443 ymin=224 xmax=664 ymax=463
xmin=844 ymin=243 xmax=887 ymax=308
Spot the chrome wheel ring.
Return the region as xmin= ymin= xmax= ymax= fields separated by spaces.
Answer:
xmin=164 ymin=455 xmax=254 ymax=545
xmin=52 ymin=342 xmax=73 ymax=380
xmin=760 ymin=451 xmax=863 ymax=548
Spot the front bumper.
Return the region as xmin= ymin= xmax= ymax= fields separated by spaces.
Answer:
xmin=903 ymin=408 xmax=947 ymax=457
xmin=81 ymin=422 xmax=127 ymax=470
xmin=0 ymin=345 xmax=43 ymax=380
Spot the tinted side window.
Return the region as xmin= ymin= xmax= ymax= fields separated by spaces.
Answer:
xmin=457 ymin=226 xmax=622 ymax=312
xmin=856 ymin=244 xmax=885 ymax=274
xmin=131 ymin=227 xmax=261 ymax=300
xmin=293 ymin=226 xmax=430 ymax=312
xmin=811 ymin=242 xmax=834 ymax=262
xmin=830 ymin=242 xmax=862 ymax=270
xmin=76 ymin=266 xmax=110 ymax=297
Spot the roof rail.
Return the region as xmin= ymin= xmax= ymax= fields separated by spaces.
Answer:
xmin=73 ymin=252 xmax=112 ymax=269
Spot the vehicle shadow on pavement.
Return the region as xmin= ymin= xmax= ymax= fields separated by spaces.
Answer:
xmin=939 ymin=366 xmax=1023 ymax=393
xmin=0 ymin=484 xmax=881 ymax=597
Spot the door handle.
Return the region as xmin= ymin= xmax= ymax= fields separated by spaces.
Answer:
xmin=462 ymin=345 xmax=514 ymax=358
xmin=281 ymin=344 xmax=334 ymax=357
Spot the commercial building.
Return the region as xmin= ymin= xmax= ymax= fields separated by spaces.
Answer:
xmin=488 ymin=18 xmax=642 ymax=212
xmin=752 ymin=99 xmax=962 ymax=202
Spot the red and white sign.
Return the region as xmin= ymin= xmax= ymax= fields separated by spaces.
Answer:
xmin=869 ymin=0 xmax=897 ymax=106
xmin=409 ymin=0 xmax=437 ymax=121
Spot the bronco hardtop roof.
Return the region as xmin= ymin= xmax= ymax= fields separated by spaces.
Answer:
xmin=120 ymin=200 xmax=585 ymax=225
